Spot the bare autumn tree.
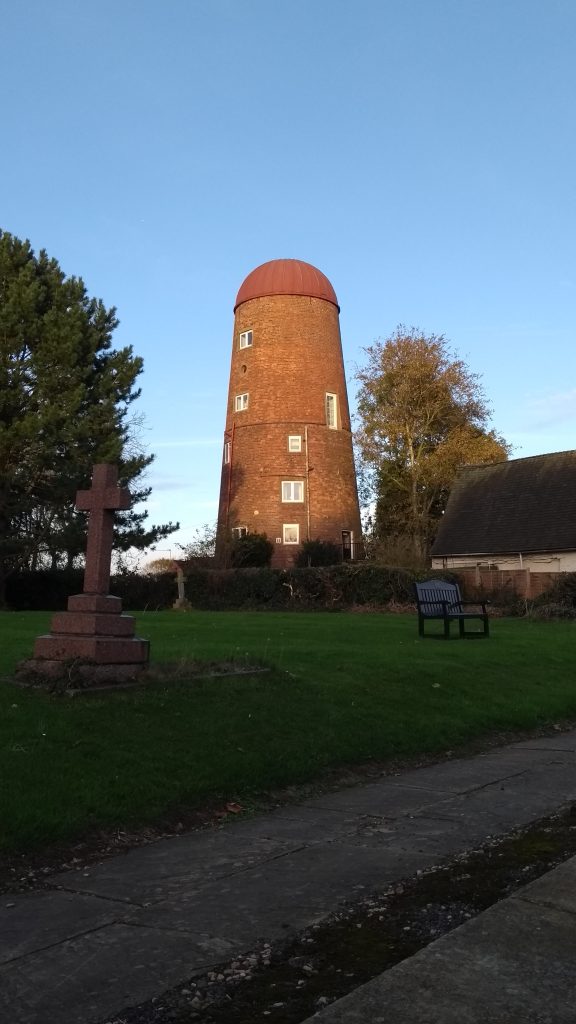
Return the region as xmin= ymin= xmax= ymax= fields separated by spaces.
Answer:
xmin=355 ymin=326 xmax=511 ymax=563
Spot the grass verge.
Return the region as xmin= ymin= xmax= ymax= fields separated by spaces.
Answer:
xmin=1 ymin=610 xmax=576 ymax=853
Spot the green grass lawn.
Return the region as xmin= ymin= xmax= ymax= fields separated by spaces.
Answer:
xmin=1 ymin=610 xmax=576 ymax=854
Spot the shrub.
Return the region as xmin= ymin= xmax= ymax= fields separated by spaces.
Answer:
xmin=4 ymin=570 xmax=177 ymax=611
xmin=530 ymin=602 xmax=576 ymax=621
xmin=536 ymin=573 xmax=576 ymax=608
xmin=182 ymin=564 xmax=457 ymax=611
xmin=230 ymin=532 xmax=274 ymax=568
xmin=295 ymin=539 xmax=341 ymax=567
xmin=110 ymin=572 xmax=177 ymax=610
xmin=527 ymin=573 xmax=576 ymax=620
xmin=6 ymin=569 xmax=84 ymax=610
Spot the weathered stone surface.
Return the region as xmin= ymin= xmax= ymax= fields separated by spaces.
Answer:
xmin=0 ymin=890 xmax=123 ymax=965
xmin=301 ymin=781 xmax=451 ymax=816
xmin=16 ymin=660 xmax=148 ymax=686
xmin=75 ymin=464 xmax=131 ymax=594
xmin=301 ymin=874 xmax=576 ymax=1023
xmin=130 ymin=844 xmax=434 ymax=941
xmin=332 ymin=810 xmax=496 ymax=855
xmin=514 ymin=734 xmax=576 ymax=751
xmin=229 ymin=805 xmax=362 ymax=843
xmin=429 ymin=773 xmax=576 ymax=830
xmin=52 ymin=833 xmax=303 ymax=904
xmin=33 ymin=635 xmax=149 ymax=664
xmin=387 ymin=755 xmax=531 ymax=795
xmin=513 ymin=855 xmax=576 ymax=916
xmin=67 ymin=593 xmax=122 ymax=613
xmin=50 ymin=612 xmax=136 ymax=637
xmin=0 ymin=923 xmax=219 ymax=1024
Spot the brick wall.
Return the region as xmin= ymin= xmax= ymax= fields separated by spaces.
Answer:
xmin=216 ymin=293 xmax=362 ymax=568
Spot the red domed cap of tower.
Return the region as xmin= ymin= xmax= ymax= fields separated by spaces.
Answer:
xmin=234 ymin=259 xmax=339 ymax=312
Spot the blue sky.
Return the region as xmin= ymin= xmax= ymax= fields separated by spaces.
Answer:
xmin=2 ymin=0 xmax=575 ymax=557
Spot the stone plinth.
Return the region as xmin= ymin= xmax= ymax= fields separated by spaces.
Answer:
xmin=68 ymin=594 xmax=123 ymax=613
xmin=26 ymin=594 xmax=150 ymax=684
xmin=20 ymin=464 xmax=150 ymax=688
xmin=24 ymin=595 xmax=150 ymax=685
xmin=50 ymin=612 xmax=136 ymax=636
xmin=34 ymin=632 xmax=149 ymax=662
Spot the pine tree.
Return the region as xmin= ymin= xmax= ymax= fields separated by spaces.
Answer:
xmin=0 ymin=230 xmax=177 ymax=602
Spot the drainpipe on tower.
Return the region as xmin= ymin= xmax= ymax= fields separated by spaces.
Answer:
xmin=225 ymin=422 xmax=235 ymax=530
xmin=305 ymin=425 xmax=311 ymax=542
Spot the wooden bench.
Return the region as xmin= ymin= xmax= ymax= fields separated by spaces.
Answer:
xmin=414 ymin=580 xmax=490 ymax=639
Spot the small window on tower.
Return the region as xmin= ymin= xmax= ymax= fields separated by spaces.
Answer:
xmin=283 ymin=524 xmax=299 ymax=545
xmin=239 ymin=331 xmax=253 ymax=349
xmin=282 ymin=481 xmax=304 ymax=502
xmin=326 ymin=393 xmax=338 ymax=429
xmin=232 ymin=526 xmax=248 ymax=539
xmin=235 ymin=393 xmax=249 ymax=412
xmin=288 ymin=435 xmax=302 ymax=452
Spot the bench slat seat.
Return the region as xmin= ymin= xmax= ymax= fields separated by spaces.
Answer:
xmin=414 ymin=580 xmax=489 ymax=639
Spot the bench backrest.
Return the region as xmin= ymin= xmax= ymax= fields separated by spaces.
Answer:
xmin=414 ymin=579 xmax=462 ymax=616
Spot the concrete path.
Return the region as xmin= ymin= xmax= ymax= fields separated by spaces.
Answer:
xmin=2 ymin=730 xmax=576 ymax=1024
xmin=303 ymin=855 xmax=576 ymax=1023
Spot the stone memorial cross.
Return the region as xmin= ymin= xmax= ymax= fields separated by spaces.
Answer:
xmin=75 ymin=464 xmax=131 ymax=594
xmin=25 ymin=462 xmax=150 ymax=684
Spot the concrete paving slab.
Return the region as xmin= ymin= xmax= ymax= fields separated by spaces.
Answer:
xmin=0 ymin=922 xmax=223 ymax=1024
xmin=129 ymin=888 xmax=322 ymax=951
xmin=227 ymin=805 xmax=361 ymax=843
xmin=130 ymin=844 xmax=434 ymax=943
xmin=5 ymin=729 xmax=576 ymax=1024
xmin=428 ymin=773 xmax=572 ymax=831
xmin=513 ymin=855 xmax=576 ymax=916
xmin=335 ymin=809 xmax=499 ymax=857
xmin=301 ymin=782 xmax=451 ymax=817
xmin=0 ymin=890 xmax=124 ymax=965
xmin=475 ymin=745 xmax=574 ymax=767
xmin=382 ymin=757 xmax=531 ymax=795
xmin=302 ymin=871 xmax=576 ymax=1023
xmin=525 ymin=761 xmax=576 ymax=801
xmin=52 ymin=832 xmax=301 ymax=905
xmin=512 ymin=733 xmax=576 ymax=751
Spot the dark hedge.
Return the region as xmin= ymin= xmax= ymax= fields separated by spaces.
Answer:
xmin=183 ymin=565 xmax=459 ymax=611
xmin=5 ymin=565 xmax=465 ymax=613
xmin=5 ymin=571 xmax=177 ymax=611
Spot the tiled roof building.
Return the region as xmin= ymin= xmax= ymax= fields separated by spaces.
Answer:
xmin=431 ymin=450 xmax=576 ymax=572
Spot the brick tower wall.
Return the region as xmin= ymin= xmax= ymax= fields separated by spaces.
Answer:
xmin=217 ymin=293 xmax=362 ymax=568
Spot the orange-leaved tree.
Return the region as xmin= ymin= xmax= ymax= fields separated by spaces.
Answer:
xmin=355 ymin=326 xmax=510 ymax=563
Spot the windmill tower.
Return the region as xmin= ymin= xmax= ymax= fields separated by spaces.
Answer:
xmin=216 ymin=259 xmax=362 ymax=567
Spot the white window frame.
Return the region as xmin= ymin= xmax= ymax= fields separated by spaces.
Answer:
xmin=232 ymin=526 xmax=248 ymax=539
xmin=282 ymin=480 xmax=304 ymax=502
xmin=288 ymin=435 xmax=302 ymax=452
xmin=283 ymin=524 xmax=300 ymax=545
xmin=235 ymin=392 xmax=249 ymax=412
xmin=239 ymin=330 xmax=253 ymax=349
xmin=326 ymin=392 xmax=338 ymax=429
xmin=223 ymin=441 xmax=231 ymax=464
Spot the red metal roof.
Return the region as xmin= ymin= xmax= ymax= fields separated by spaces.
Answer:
xmin=234 ymin=259 xmax=339 ymax=311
